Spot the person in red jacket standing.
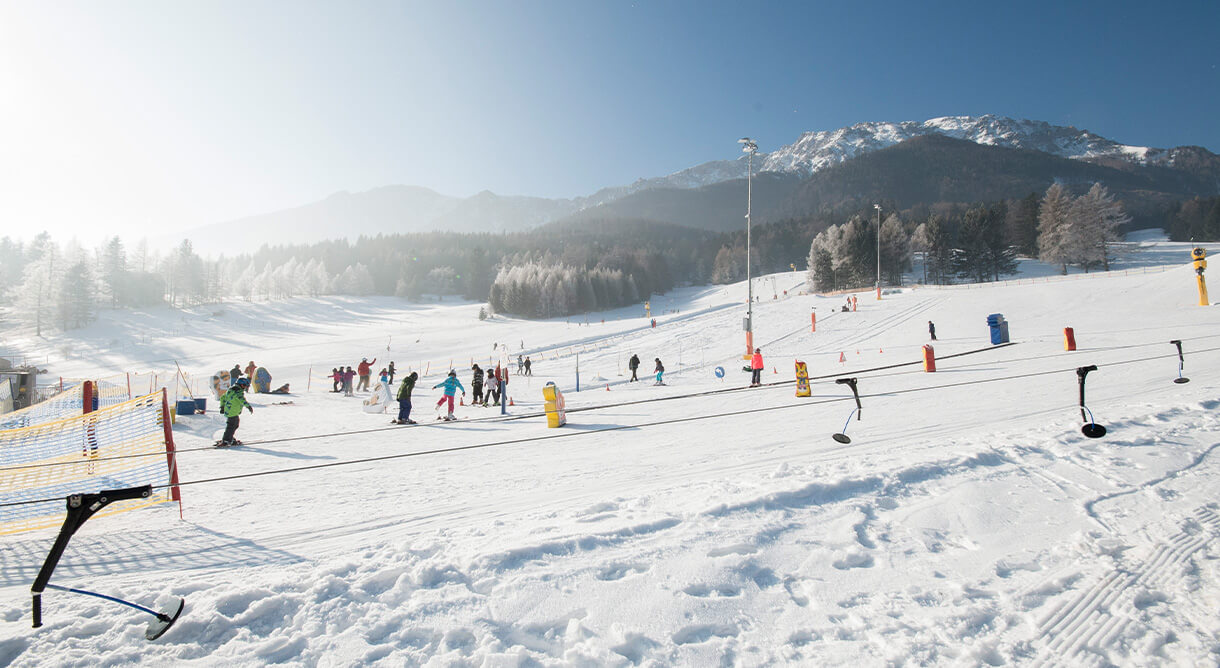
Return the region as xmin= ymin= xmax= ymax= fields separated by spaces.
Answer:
xmin=750 ymin=348 xmax=764 ymax=387
xmin=357 ymin=357 xmax=377 ymax=392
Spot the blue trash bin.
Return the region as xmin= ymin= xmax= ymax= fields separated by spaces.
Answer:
xmin=175 ymin=399 xmax=197 ymax=416
xmin=987 ymin=313 xmax=1008 ymax=345
xmin=194 ymin=398 xmax=207 ymax=413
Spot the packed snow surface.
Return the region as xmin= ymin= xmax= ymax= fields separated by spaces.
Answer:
xmin=2 ymin=244 xmax=1220 ymax=666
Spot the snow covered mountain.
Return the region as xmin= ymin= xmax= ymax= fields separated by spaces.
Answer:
xmin=534 ymin=115 xmax=1205 ymax=207
xmin=663 ymin=115 xmax=1176 ymax=190
xmin=181 ymin=115 xmax=1214 ymax=253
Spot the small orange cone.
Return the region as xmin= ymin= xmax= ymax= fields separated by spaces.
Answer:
xmin=509 ymin=397 xmax=514 ymax=406
xmin=460 ymin=396 xmax=465 ymax=406
xmin=606 ymin=384 xmax=610 ymax=391
xmin=773 ymin=367 xmax=778 ymax=374
xmin=839 ymin=352 xmax=846 ymax=363
xmin=879 ymin=348 xmax=883 ymax=354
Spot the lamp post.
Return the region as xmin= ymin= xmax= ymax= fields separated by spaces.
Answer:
xmin=874 ymin=204 xmax=882 ymax=300
xmin=739 ymin=138 xmax=758 ymax=358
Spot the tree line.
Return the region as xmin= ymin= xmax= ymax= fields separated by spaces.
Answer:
xmin=804 ymin=182 xmax=1131 ymax=292
xmin=0 ymin=181 xmax=1147 ymax=333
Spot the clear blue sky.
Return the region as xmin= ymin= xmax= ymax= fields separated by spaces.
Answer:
xmin=1 ymin=0 xmax=1216 ymax=240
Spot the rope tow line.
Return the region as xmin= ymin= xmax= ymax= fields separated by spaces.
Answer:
xmin=0 ymin=341 xmax=1019 ymax=472
xmin=2 ymin=340 xmax=1214 ymax=474
xmin=2 ymin=344 xmax=1216 ymax=509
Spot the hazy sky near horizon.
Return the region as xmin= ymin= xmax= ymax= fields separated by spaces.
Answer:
xmin=1 ymin=1 xmax=1217 ymax=242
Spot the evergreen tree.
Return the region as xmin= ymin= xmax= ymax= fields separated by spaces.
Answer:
xmin=99 ymin=236 xmax=128 ymax=308
xmin=1076 ymin=183 xmax=1131 ymax=271
xmin=57 ymin=260 xmax=96 ymax=330
xmin=16 ymin=236 xmax=57 ymax=335
xmin=1006 ymin=193 xmax=1040 ymax=256
xmin=879 ymin=213 xmax=912 ymax=286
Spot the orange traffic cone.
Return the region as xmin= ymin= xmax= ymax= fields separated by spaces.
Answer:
xmin=839 ymin=352 xmax=846 ymax=363
xmin=509 ymin=397 xmax=515 ymax=406
xmin=460 ymin=396 xmax=465 ymax=406
xmin=879 ymin=348 xmax=883 ymax=354
xmin=606 ymin=384 xmax=611 ymax=391
xmin=773 ymin=367 xmax=778 ymax=374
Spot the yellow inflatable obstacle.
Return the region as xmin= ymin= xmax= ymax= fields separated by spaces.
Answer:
xmin=794 ymin=361 xmax=811 ymax=397
xmin=543 ymin=382 xmax=566 ymax=428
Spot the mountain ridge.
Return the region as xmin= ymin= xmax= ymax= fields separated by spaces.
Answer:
xmin=179 ymin=115 xmax=1219 ymax=253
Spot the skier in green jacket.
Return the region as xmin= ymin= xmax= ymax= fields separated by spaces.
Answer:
xmin=218 ymin=377 xmax=253 ymax=445
xmin=394 ymin=372 xmax=418 ymax=424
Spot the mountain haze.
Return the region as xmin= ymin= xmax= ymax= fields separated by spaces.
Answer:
xmin=180 ymin=116 xmax=1220 ymax=253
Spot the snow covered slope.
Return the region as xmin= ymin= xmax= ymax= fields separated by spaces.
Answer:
xmin=2 ymin=243 xmax=1219 ymax=666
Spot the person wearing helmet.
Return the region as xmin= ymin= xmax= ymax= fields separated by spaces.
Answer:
xmin=432 ymin=370 xmax=466 ymax=421
xmin=218 ymin=377 xmax=254 ymax=446
xmin=750 ymin=348 xmax=764 ymax=387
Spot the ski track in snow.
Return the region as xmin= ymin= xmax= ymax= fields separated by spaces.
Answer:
xmin=3 ymin=251 xmax=1220 ymax=666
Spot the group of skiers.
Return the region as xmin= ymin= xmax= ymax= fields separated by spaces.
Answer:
xmin=329 ymin=359 xmax=399 ymax=397
xmin=229 ymin=361 xmax=258 ymax=384
xmin=391 ymin=363 xmax=510 ymax=423
xmin=626 ymin=353 xmax=666 ymax=385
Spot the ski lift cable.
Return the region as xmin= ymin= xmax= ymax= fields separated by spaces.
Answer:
xmin=0 ymin=337 xmax=1210 ymax=474
xmin=0 ymin=341 xmax=1022 ymax=473
xmin=2 ymin=344 xmax=1216 ymax=510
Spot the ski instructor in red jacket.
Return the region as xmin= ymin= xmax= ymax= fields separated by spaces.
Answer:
xmin=750 ymin=348 xmax=764 ymax=387
xmin=357 ymin=357 xmax=377 ymax=391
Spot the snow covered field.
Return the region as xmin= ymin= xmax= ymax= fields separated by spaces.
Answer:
xmin=2 ymin=239 xmax=1219 ymax=666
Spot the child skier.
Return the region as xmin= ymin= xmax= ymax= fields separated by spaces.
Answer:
xmin=330 ymin=367 xmax=341 ymax=392
xmin=471 ymin=364 xmax=484 ymax=405
xmin=654 ymin=358 xmax=665 ymax=385
xmin=218 ymin=377 xmax=253 ymax=446
xmin=484 ymin=368 xmax=499 ymax=406
xmin=342 ymin=366 xmax=356 ymax=397
xmin=394 ymin=371 xmax=418 ymax=424
xmin=433 ymin=370 xmax=466 ymax=421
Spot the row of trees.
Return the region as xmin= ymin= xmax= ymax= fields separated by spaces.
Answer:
xmin=1037 ymin=183 xmax=1130 ymax=273
xmin=0 ymin=181 xmax=1141 ymax=333
xmin=802 ymin=182 xmax=1131 ymax=292
xmin=488 ymin=263 xmax=640 ymax=318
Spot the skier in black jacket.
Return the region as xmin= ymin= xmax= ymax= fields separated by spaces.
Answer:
xmin=471 ymin=364 xmax=484 ymax=405
xmin=629 ymin=354 xmax=640 ymax=381
xmin=394 ymin=372 xmax=418 ymax=424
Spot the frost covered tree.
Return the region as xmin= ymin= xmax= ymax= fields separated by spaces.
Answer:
xmin=167 ymin=240 xmax=205 ymax=306
xmin=1037 ymin=183 xmax=1074 ymax=274
xmin=57 ymin=259 xmax=96 ymax=330
xmin=99 ymin=236 xmax=128 ymax=308
xmin=1074 ymin=183 xmax=1130 ymax=271
xmin=805 ymin=224 xmax=841 ymax=291
xmin=14 ymin=233 xmax=58 ymax=335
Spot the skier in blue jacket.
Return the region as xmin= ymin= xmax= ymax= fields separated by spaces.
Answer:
xmin=432 ymin=370 xmax=466 ymax=421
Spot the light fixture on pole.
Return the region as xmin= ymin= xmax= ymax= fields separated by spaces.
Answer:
xmin=739 ymin=137 xmax=758 ymax=358
xmin=874 ymin=203 xmax=882 ymax=300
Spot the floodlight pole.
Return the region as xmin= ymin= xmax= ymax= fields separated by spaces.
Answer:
xmin=874 ymin=204 xmax=882 ymax=300
xmin=740 ymin=138 xmax=758 ymax=358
